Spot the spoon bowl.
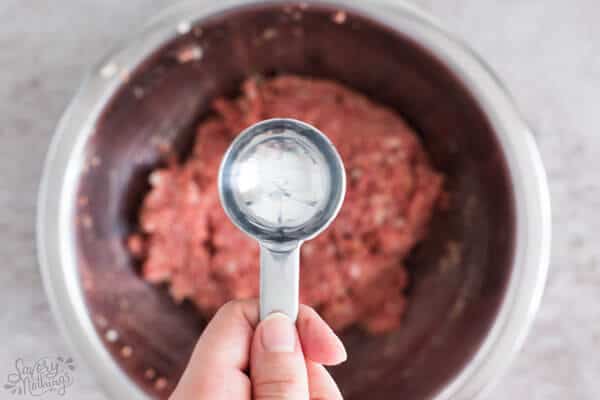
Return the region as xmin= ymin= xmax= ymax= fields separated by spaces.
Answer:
xmin=219 ymin=118 xmax=346 ymax=244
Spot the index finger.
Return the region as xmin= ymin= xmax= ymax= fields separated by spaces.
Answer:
xmin=170 ymin=299 xmax=258 ymax=399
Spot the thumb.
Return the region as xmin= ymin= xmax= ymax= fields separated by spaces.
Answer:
xmin=251 ymin=312 xmax=309 ymax=400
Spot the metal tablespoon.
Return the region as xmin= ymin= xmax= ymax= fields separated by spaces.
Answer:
xmin=218 ymin=118 xmax=346 ymax=321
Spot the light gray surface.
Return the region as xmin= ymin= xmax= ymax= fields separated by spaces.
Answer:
xmin=0 ymin=1 xmax=597 ymax=399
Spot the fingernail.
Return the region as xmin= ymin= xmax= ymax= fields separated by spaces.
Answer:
xmin=260 ymin=312 xmax=296 ymax=353
xmin=335 ymin=336 xmax=348 ymax=365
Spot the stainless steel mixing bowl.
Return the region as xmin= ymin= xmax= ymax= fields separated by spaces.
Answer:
xmin=38 ymin=1 xmax=550 ymax=399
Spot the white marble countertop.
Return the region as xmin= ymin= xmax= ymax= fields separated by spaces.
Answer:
xmin=1 ymin=1 xmax=598 ymax=398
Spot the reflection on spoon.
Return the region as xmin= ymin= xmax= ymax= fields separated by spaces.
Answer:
xmin=274 ymin=182 xmax=318 ymax=208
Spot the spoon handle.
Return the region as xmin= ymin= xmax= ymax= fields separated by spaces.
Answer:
xmin=259 ymin=244 xmax=300 ymax=321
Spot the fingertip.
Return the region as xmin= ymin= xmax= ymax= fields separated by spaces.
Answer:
xmin=217 ymin=298 xmax=260 ymax=327
xmin=188 ymin=299 xmax=260 ymax=371
xmin=258 ymin=312 xmax=297 ymax=353
xmin=297 ymin=305 xmax=347 ymax=366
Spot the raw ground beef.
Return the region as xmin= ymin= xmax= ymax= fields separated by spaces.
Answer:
xmin=128 ymin=75 xmax=443 ymax=334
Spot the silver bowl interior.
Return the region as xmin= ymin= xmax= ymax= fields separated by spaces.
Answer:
xmin=70 ymin=3 xmax=516 ymax=399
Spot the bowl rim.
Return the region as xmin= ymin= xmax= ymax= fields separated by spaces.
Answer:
xmin=37 ymin=1 xmax=551 ymax=399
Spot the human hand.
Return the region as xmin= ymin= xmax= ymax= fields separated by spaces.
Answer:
xmin=170 ymin=299 xmax=347 ymax=400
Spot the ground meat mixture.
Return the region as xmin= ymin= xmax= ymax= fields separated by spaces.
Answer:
xmin=128 ymin=76 xmax=443 ymax=334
